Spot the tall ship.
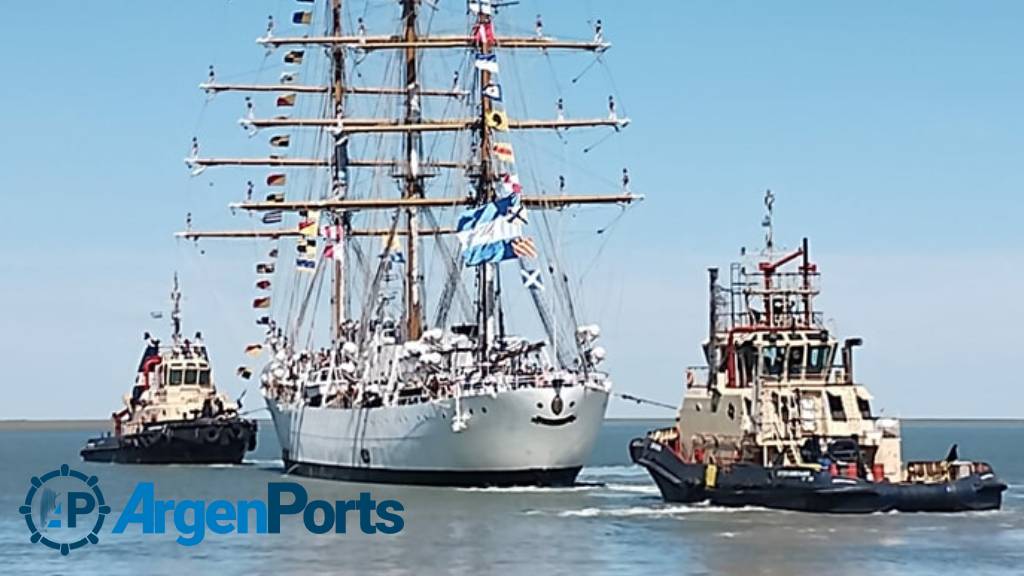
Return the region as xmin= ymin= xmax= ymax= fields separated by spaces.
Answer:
xmin=630 ymin=194 xmax=1005 ymax=512
xmin=181 ymin=0 xmax=639 ymax=485
xmin=81 ymin=276 xmax=258 ymax=464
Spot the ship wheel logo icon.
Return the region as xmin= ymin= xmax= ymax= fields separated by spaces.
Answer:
xmin=19 ymin=464 xmax=109 ymax=555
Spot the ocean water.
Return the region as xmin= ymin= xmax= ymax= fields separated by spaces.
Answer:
xmin=1 ymin=419 xmax=1022 ymax=575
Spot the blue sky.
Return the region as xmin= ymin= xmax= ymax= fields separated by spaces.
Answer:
xmin=1 ymin=1 xmax=1021 ymax=419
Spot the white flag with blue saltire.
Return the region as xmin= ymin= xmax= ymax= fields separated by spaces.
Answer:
xmin=520 ymin=268 xmax=544 ymax=291
xmin=456 ymin=195 xmax=526 ymax=266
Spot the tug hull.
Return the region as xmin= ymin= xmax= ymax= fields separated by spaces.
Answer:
xmin=80 ymin=417 xmax=257 ymax=465
xmin=630 ymin=437 xmax=1006 ymax=514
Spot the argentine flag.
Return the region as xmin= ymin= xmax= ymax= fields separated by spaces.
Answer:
xmin=456 ymin=195 xmax=524 ymax=266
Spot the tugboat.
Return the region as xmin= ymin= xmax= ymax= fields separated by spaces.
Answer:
xmin=81 ymin=275 xmax=257 ymax=464
xmin=630 ymin=194 xmax=1006 ymax=513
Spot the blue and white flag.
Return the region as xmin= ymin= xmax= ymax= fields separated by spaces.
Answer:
xmin=474 ymin=53 xmax=499 ymax=74
xmin=296 ymin=256 xmax=316 ymax=273
xmin=469 ymin=1 xmax=492 ymax=15
xmin=520 ymin=268 xmax=544 ymax=291
xmin=456 ymin=195 xmax=525 ymax=266
xmin=483 ymin=83 xmax=502 ymax=102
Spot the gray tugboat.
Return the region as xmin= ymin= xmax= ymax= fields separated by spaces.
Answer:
xmin=630 ymin=194 xmax=1005 ymax=513
xmin=81 ymin=275 xmax=257 ymax=464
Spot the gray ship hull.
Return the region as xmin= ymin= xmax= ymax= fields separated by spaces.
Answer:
xmin=266 ymin=385 xmax=609 ymax=486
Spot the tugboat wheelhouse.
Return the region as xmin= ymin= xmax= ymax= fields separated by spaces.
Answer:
xmin=630 ymin=195 xmax=1006 ymax=513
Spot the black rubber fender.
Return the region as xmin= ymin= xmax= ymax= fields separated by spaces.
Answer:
xmin=202 ymin=426 xmax=221 ymax=444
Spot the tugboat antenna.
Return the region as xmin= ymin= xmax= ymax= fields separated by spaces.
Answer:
xmin=707 ymin=267 xmax=719 ymax=391
xmin=762 ymin=188 xmax=775 ymax=254
xmin=171 ymin=273 xmax=182 ymax=344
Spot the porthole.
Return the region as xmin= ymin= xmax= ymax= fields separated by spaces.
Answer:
xmin=569 ymin=401 xmax=576 ymax=408
xmin=481 ymin=406 xmax=487 ymax=414
xmin=536 ymin=402 xmax=543 ymax=409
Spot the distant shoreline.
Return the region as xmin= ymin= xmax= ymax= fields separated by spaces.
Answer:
xmin=1 ymin=417 xmax=1022 ymax=432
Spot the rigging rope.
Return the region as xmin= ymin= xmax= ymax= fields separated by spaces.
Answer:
xmin=614 ymin=393 xmax=678 ymax=412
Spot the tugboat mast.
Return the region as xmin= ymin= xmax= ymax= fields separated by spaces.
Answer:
xmin=171 ymin=272 xmax=182 ymax=345
xmin=706 ymin=267 xmax=719 ymax=393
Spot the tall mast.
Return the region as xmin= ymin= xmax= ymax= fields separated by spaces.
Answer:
xmin=475 ymin=10 xmax=498 ymax=362
xmin=707 ymin=267 xmax=718 ymax=389
xmin=180 ymin=4 xmax=642 ymax=354
xmin=171 ymin=273 xmax=182 ymax=344
xmin=330 ymin=0 xmax=347 ymax=340
xmin=402 ymin=0 xmax=423 ymax=340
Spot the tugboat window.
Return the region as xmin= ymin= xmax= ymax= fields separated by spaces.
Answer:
xmin=762 ymin=346 xmax=785 ymax=376
xmin=827 ymin=393 xmax=847 ymax=421
xmin=787 ymin=346 xmax=805 ymax=379
xmin=738 ymin=343 xmax=758 ymax=387
xmin=198 ymin=369 xmax=211 ymax=387
xmin=806 ymin=345 xmax=828 ymax=376
xmin=184 ymin=368 xmax=198 ymax=386
xmin=856 ymin=396 xmax=871 ymax=419
xmin=169 ymin=369 xmax=183 ymax=386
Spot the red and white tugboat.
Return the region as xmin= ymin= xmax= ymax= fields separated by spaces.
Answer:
xmin=81 ymin=275 xmax=257 ymax=464
xmin=630 ymin=194 xmax=1005 ymax=513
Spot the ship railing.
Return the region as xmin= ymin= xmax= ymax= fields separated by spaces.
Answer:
xmin=683 ymin=365 xmax=854 ymax=390
xmin=685 ymin=366 xmax=710 ymax=388
xmin=148 ymin=344 xmax=210 ymax=362
xmin=717 ymin=311 xmax=825 ymax=331
xmin=757 ymin=365 xmax=850 ymax=387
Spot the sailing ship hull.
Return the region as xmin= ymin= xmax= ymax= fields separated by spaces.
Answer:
xmin=266 ymin=385 xmax=609 ymax=487
xmin=629 ymin=437 xmax=1006 ymax=513
xmin=80 ymin=418 xmax=258 ymax=465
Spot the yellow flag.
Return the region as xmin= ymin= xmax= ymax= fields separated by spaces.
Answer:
xmin=298 ymin=210 xmax=320 ymax=237
xmin=486 ymin=109 xmax=509 ymax=132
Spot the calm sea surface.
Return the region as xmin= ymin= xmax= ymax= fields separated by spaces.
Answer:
xmin=1 ymin=419 xmax=1022 ymax=575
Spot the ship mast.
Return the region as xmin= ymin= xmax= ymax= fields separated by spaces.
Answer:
xmin=402 ymin=0 xmax=423 ymax=340
xmin=181 ymin=3 xmax=643 ymax=356
xmin=171 ymin=273 xmax=182 ymax=345
xmin=476 ymin=8 xmax=496 ymax=363
xmin=329 ymin=0 xmax=347 ymax=340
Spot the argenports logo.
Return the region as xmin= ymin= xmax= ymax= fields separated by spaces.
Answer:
xmin=20 ymin=464 xmax=110 ymax=555
xmin=20 ymin=465 xmax=405 ymax=554
xmin=112 ymin=481 xmax=405 ymax=545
